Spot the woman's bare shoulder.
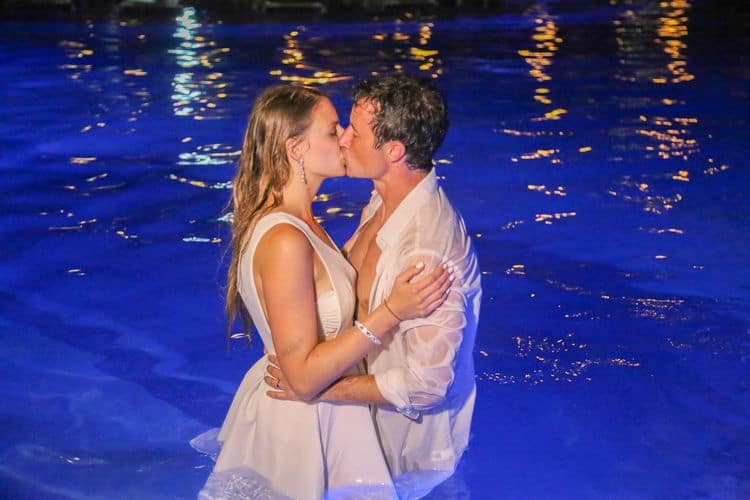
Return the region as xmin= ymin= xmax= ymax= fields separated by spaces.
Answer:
xmin=254 ymin=222 xmax=313 ymax=265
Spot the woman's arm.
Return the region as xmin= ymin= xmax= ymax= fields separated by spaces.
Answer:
xmin=256 ymin=224 xmax=451 ymax=401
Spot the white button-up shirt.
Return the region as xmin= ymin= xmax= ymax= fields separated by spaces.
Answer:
xmin=347 ymin=169 xmax=482 ymax=498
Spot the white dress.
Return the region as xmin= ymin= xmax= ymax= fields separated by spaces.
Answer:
xmin=192 ymin=212 xmax=395 ymax=500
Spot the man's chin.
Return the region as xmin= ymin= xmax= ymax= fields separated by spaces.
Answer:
xmin=343 ymin=162 xmax=372 ymax=179
xmin=344 ymin=168 xmax=366 ymax=179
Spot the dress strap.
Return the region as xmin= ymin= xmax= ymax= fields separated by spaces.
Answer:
xmin=238 ymin=212 xmax=341 ymax=348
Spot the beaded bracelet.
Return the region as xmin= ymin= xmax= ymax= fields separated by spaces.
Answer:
xmin=354 ymin=320 xmax=382 ymax=345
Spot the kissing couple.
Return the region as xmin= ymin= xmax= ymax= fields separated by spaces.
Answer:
xmin=192 ymin=74 xmax=481 ymax=500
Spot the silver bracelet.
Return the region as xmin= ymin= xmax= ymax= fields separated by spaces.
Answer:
xmin=354 ymin=320 xmax=382 ymax=345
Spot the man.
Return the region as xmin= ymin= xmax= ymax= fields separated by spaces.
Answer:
xmin=269 ymin=74 xmax=481 ymax=498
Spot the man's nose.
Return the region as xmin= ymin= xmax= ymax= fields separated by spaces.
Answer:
xmin=339 ymin=127 xmax=352 ymax=148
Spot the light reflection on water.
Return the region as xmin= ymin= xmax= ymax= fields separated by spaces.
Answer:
xmin=269 ymin=26 xmax=350 ymax=85
xmin=478 ymin=331 xmax=641 ymax=386
xmin=16 ymin=4 xmax=747 ymax=367
xmin=176 ymin=143 xmax=239 ymax=166
xmin=1 ymin=3 xmax=749 ymax=498
xmin=170 ymin=7 xmax=231 ymax=120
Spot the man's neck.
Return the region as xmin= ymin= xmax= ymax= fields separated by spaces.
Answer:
xmin=372 ymin=166 xmax=428 ymax=221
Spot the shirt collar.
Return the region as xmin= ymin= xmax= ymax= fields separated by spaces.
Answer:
xmin=376 ymin=168 xmax=438 ymax=249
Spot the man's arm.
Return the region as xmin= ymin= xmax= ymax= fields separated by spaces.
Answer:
xmin=266 ymin=252 xmax=471 ymax=412
xmin=320 ymin=374 xmax=390 ymax=405
xmin=365 ymin=251 xmax=467 ymax=418
xmin=265 ymin=357 xmax=390 ymax=406
xmin=267 ymin=284 xmax=467 ymax=416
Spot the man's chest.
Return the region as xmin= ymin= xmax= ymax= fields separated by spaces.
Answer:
xmin=349 ymin=217 xmax=384 ymax=313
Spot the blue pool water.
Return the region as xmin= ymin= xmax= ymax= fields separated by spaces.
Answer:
xmin=1 ymin=2 xmax=749 ymax=498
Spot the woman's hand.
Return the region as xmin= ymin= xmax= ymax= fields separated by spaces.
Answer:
xmin=265 ymin=354 xmax=302 ymax=401
xmin=385 ymin=261 xmax=455 ymax=321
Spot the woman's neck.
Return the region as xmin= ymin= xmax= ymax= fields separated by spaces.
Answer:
xmin=278 ymin=175 xmax=322 ymax=223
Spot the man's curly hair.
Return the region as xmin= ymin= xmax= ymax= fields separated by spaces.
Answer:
xmin=353 ymin=74 xmax=448 ymax=172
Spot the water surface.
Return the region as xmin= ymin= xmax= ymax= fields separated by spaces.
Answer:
xmin=1 ymin=2 xmax=749 ymax=498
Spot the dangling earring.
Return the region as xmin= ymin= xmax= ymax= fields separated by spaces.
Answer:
xmin=299 ymin=157 xmax=307 ymax=184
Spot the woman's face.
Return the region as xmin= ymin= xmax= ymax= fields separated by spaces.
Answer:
xmin=301 ymin=97 xmax=345 ymax=180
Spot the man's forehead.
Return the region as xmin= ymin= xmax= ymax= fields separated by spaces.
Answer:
xmin=352 ymin=99 xmax=378 ymax=117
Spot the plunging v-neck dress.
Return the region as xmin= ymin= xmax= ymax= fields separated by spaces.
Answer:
xmin=192 ymin=212 xmax=395 ymax=500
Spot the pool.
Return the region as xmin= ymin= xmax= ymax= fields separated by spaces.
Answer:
xmin=1 ymin=1 xmax=748 ymax=498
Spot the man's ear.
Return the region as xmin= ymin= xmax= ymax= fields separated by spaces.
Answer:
xmin=385 ymin=140 xmax=406 ymax=163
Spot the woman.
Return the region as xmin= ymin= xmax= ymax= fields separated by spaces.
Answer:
xmin=194 ymin=85 xmax=454 ymax=499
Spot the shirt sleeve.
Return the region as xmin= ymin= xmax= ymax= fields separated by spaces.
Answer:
xmin=373 ymin=252 xmax=469 ymax=420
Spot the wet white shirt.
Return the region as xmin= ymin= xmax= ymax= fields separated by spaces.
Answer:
xmin=347 ymin=168 xmax=482 ymax=498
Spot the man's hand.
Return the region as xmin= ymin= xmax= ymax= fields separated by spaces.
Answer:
xmin=264 ymin=354 xmax=302 ymax=401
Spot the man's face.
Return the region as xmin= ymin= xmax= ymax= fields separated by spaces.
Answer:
xmin=339 ymin=100 xmax=388 ymax=180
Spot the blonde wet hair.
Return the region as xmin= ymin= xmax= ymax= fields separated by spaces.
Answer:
xmin=226 ymin=84 xmax=324 ymax=340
